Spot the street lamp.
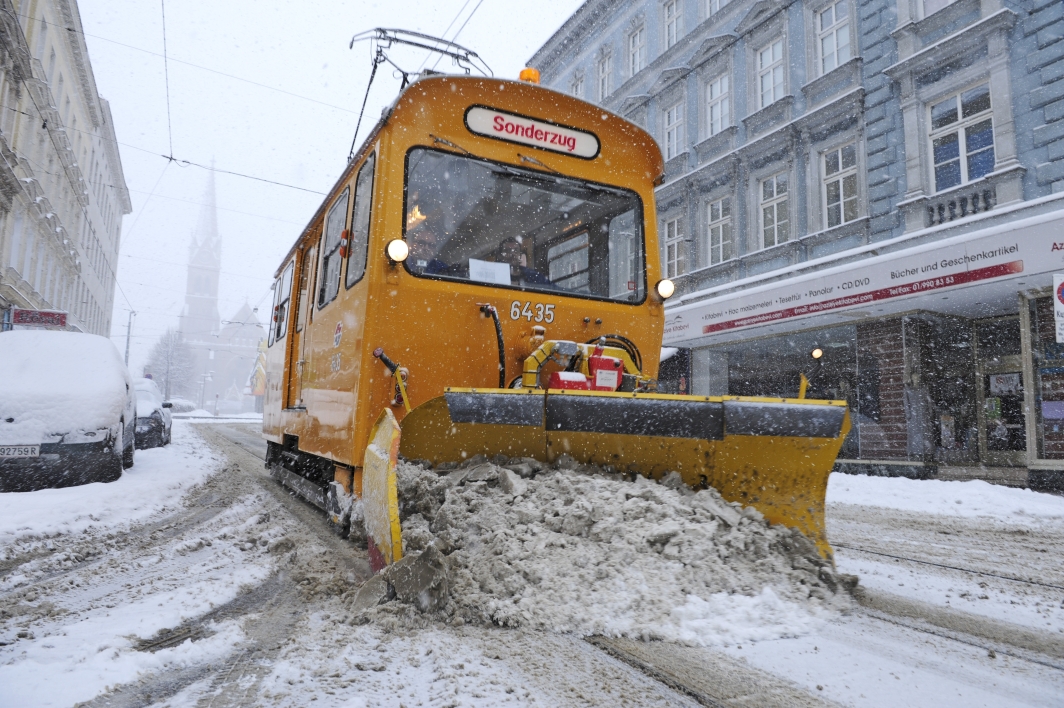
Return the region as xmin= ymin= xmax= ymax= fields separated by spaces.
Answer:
xmin=199 ymin=371 xmax=213 ymax=409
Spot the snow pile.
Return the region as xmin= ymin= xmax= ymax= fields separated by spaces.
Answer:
xmin=827 ymin=474 xmax=1064 ymax=520
xmin=0 ymin=330 xmax=130 ymax=443
xmin=371 ymin=456 xmax=853 ymax=646
xmin=0 ymin=422 xmax=221 ymax=553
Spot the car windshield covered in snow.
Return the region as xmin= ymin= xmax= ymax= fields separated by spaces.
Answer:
xmin=403 ymin=148 xmax=645 ymax=302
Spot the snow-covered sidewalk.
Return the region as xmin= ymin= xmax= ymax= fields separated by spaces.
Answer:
xmin=0 ymin=423 xmax=281 ymax=707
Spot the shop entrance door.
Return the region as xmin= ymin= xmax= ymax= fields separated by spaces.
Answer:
xmin=978 ymin=358 xmax=1027 ymax=467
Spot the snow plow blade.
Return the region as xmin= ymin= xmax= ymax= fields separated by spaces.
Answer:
xmin=399 ymin=388 xmax=850 ymax=559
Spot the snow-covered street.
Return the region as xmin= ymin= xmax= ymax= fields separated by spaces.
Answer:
xmin=2 ymin=421 xmax=1063 ymax=707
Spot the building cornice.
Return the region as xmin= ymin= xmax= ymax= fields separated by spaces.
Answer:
xmin=883 ymin=9 xmax=1016 ymax=80
xmin=54 ymin=0 xmax=102 ymax=128
xmin=529 ymin=0 xmax=616 ymax=78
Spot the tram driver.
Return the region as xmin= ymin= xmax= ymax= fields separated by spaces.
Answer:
xmin=407 ymin=220 xmax=451 ymax=275
xmin=495 ymin=236 xmax=553 ymax=287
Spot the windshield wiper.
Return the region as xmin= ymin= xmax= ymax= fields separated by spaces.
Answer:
xmin=518 ymin=153 xmax=561 ymax=174
xmin=430 ymin=134 xmax=472 ymax=155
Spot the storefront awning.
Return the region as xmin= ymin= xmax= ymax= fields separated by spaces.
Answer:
xmin=664 ymin=198 xmax=1064 ymax=348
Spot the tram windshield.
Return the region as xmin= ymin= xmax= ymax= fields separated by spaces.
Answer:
xmin=403 ymin=148 xmax=645 ymax=302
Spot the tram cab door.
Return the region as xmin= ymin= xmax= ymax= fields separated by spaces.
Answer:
xmin=286 ymin=245 xmax=316 ymax=408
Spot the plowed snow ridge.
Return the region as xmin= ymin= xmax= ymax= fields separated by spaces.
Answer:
xmin=385 ymin=456 xmax=854 ymax=646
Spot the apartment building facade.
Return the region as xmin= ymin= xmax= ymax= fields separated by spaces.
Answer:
xmin=531 ymin=0 xmax=1064 ymax=484
xmin=0 ymin=0 xmax=131 ymax=336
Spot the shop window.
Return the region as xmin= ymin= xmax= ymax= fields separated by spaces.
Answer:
xmin=663 ymin=101 xmax=685 ymax=160
xmin=1030 ymin=297 xmax=1064 ymax=460
xmin=629 ymin=25 xmax=647 ymax=77
xmin=705 ymin=74 xmax=730 ymax=137
xmin=817 ymin=0 xmax=851 ymax=75
xmin=760 ymin=172 xmax=789 ymax=248
xmin=664 ymin=217 xmax=686 ymax=278
xmin=758 ymin=39 xmax=785 ymax=109
xmin=664 ymin=0 xmax=682 ymax=49
xmin=706 ymin=197 xmax=732 ymax=265
xmin=930 ymin=84 xmax=994 ymax=193
xmin=346 ymin=154 xmax=375 ymax=288
xmin=823 ymin=143 xmax=858 ymax=228
xmin=317 ymin=187 xmax=349 ymax=308
xmin=269 ymin=260 xmax=294 ymax=345
xmin=598 ymin=53 xmax=612 ymax=101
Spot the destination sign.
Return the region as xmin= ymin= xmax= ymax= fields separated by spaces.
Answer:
xmin=465 ymin=106 xmax=599 ymax=159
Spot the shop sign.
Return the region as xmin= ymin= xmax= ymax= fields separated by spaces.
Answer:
xmin=664 ymin=210 xmax=1064 ymax=345
xmin=1054 ymin=274 xmax=1064 ymax=343
xmin=464 ymin=106 xmax=600 ymax=159
xmin=988 ymin=373 xmax=1021 ymax=396
xmin=11 ymin=308 xmax=66 ymax=327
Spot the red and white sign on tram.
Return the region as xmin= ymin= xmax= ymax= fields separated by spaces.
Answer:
xmin=465 ymin=106 xmax=600 ymax=159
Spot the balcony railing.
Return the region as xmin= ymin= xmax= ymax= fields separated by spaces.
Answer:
xmin=927 ymin=186 xmax=995 ymax=226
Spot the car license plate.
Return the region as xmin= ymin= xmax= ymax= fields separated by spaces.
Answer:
xmin=0 ymin=445 xmax=40 ymax=458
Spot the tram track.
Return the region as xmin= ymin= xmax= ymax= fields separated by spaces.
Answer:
xmin=834 ymin=542 xmax=1064 ymax=592
xmin=200 ymin=423 xmax=1064 ymax=704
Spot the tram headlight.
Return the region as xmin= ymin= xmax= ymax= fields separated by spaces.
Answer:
xmin=655 ymin=279 xmax=675 ymax=300
xmin=386 ymin=239 xmax=409 ymax=263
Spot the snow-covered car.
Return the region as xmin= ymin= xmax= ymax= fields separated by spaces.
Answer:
xmin=0 ymin=330 xmax=136 ymax=492
xmin=134 ymin=379 xmax=173 ymax=448
xmin=166 ymin=397 xmax=198 ymax=413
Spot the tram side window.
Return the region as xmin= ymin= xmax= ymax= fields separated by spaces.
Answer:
xmin=346 ymin=154 xmax=376 ymax=288
xmin=317 ymin=187 xmax=350 ymax=308
xmin=295 ymin=246 xmax=314 ymax=332
xmin=271 ymin=261 xmax=294 ymax=344
xmin=402 ymin=148 xmax=645 ymax=303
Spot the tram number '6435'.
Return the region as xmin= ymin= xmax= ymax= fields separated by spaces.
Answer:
xmin=510 ymin=301 xmax=555 ymax=323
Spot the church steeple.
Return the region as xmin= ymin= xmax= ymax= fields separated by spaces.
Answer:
xmin=179 ymin=171 xmax=221 ymax=342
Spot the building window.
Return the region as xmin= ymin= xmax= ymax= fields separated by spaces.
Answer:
xmin=706 ymin=0 xmax=730 ymax=15
xmin=758 ymin=39 xmax=785 ymax=108
xmin=665 ymin=217 xmax=686 ymax=277
xmin=598 ymin=54 xmax=612 ymax=100
xmin=761 ymin=172 xmax=789 ymax=248
xmin=706 ymin=197 xmax=732 ymax=265
xmin=663 ymin=101 xmax=685 ymax=160
xmin=571 ymin=75 xmax=584 ymax=98
xmin=817 ymin=0 xmax=850 ymax=75
xmin=664 ymin=1 xmax=682 ymax=49
xmin=629 ymin=25 xmax=647 ymax=76
xmin=823 ymin=144 xmax=858 ymax=228
xmin=706 ymin=74 xmax=729 ymax=137
xmin=930 ymin=84 xmax=994 ymax=193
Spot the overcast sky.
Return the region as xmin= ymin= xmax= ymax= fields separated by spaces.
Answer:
xmin=78 ymin=0 xmax=582 ymax=375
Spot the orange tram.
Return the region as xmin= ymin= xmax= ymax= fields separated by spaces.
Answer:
xmin=262 ymin=72 xmax=850 ymax=563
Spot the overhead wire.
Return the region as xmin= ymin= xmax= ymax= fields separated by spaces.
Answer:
xmin=0 ymin=10 xmax=330 ymax=197
xmin=3 ymin=9 xmax=356 ymax=115
xmin=430 ymin=0 xmax=486 ymax=72
xmin=159 ymin=0 xmax=174 ymax=159
xmin=416 ymin=0 xmax=472 ymax=73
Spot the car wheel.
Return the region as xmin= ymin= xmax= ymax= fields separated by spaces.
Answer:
xmin=123 ymin=438 xmax=135 ymax=469
xmin=165 ymin=427 xmax=172 ymax=446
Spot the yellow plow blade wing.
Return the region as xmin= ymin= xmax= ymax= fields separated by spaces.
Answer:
xmin=363 ymin=408 xmax=404 ymax=571
xmin=399 ymin=388 xmax=850 ymax=560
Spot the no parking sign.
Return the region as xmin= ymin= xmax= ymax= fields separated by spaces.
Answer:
xmin=1055 ymin=274 xmax=1064 ymax=343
